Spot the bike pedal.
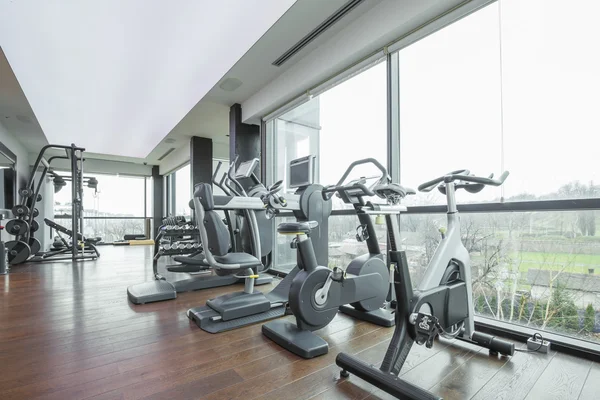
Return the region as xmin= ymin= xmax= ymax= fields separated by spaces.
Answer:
xmin=331 ymin=267 xmax=346 ymax=282
xmin=415 ymin=313 xmax=439 ymax=348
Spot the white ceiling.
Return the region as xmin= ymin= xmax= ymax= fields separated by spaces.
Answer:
xmin=203 ymin=0 xmax=379 ymax=106
xmin=0 ymin=0 xmax=296 ymax=159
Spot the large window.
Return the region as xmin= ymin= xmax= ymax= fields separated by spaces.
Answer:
xmin=267 ymin=61 xmax=388 ymax=271
xmin=396 ymin=0 xmax=600 ymax=344
xmin=164 ymin=159 xmax=229 ymax=218
xmin=403 ymin=210 xmax=600 ymax=343
xmin=268 ymin=61 xmax=388 ymax=205
xmin=500 ymin=0 xmax=600 ymax=201
xmin=53 ymin=172 xmax=150 ymax=242
xmin=264 ymin=0 xmax=600 ymax=346
xmin=399 ymin=3 xmax=502 ymax=206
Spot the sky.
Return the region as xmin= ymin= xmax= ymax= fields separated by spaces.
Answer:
xmin=275 ymin=0 xmax=600 ymax=207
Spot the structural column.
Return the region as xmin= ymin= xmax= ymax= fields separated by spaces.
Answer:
xmin=190 ymin=136 xmax=213 ymax=188
xmin=229 ymin=103 xmax=261 ymax=180
xmin=152 ymin=165 xmax=163 ymax=237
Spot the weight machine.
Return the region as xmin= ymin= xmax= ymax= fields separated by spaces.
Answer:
xmin=4 ymin=143 xmax=100 ymax=265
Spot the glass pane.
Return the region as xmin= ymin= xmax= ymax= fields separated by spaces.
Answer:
xmin=146 ymin=176 xmax=153 ymax=218
xmin=54 ymin=217 xmax=145 ymax=244
xmin=399 ymin=3 xmax=503 ymax=205
xmin=54 ymin=172 xmax=145 ymax=218
xmin=90 ymin=174 xmax=145 ymax=217
xmin=269 ymin=61 xmax=388 ymax=209
xmin=174 ymin=164 xmax=191 ymax=217
xmin=401 ymin=211 xmax=600 ymax=344
xmin=271 ymin=100 xmax=320 ymax=194
xmin=500 ymin=0 xmax=600 ymax=200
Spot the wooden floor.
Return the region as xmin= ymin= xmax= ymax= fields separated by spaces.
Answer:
xmin=0 ymin=246 xmax=598 ymax=400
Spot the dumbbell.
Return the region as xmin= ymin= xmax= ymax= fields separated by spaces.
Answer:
xmin=11 ymin=205 xmax=29 ymax=218
xmin=19 ymin=188 xmax=34 ymax=198
xmin=185 ymin=243 xmax=193 ymax=249
xmin=6 ymin=219 xmax=29 ymax=236
xmin=178 ymin=244 xmax=187 ymax=250
xmin=30 ymin=220 xmax=40 ymax=232
xmin=162 ymin=244 xmax=172 ymax=251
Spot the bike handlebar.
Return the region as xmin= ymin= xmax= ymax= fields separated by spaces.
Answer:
xmin=322 ymin=158 xmax=391 ymax=201
xmin=418 ymin=170 xmax=509 ymax=192
xmin=333 ymin=158 xmax=390 ymax=187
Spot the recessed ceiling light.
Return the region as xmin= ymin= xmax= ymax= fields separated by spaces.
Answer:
xmin=165 ymin=138 xmax=176 ymax=144
xmin=219 ymin=78 xmax=243 ymax=92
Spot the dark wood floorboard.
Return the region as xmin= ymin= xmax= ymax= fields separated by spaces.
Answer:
xmin=0 ymin=246 xmax=597 ymax=400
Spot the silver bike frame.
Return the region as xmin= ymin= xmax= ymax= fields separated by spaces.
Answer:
xmin=416 ymin=182 xmax=475 ymax=339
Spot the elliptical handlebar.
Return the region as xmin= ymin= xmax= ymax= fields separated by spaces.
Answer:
xmin=227 ymin=156 xmax=248 ymax=197
xmin=212 ymin=161 xmax=232 ymax=196
xmin=418 ymin=170 xmax=509 ymax=193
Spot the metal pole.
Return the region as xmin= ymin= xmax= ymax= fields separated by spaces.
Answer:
xmin=70 ymin=144 xmax=77 ymax=261
xmin=79 ymin=149 xmax=85 ymax=258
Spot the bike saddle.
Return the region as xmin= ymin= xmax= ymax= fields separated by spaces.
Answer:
xmin=373 ymin=183 xmax=416 ymax=199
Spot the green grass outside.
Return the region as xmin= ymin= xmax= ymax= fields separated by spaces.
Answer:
xmin=471 ymin=251 xmax=600 ymax=275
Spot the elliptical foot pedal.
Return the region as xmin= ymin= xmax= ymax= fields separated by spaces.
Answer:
xmin=127 ymin=280 xmax=177 ymax=304
xmin=339 ymin=305 xmax=395 ymax=327
xmin=166 ymin=264 xmax=207 ymax=273
xmin=188 ymin=305 xmax=287 ymax=333
xmin=262 ymin=320 xmax=328 ymax=359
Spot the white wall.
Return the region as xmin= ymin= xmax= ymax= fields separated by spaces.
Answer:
xmin=159 ymin=141 xmax=190 ymax=175
xmin=0 ymin=120 xmax=29 ymax=243
xmin=0 ymin=121 xmax=29 ymax=189
xmin=242 ymin=0 xmax=464 ymax=122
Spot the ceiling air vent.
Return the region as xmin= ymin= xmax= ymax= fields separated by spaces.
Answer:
xmin=157 ymin=148 xmax=176 ymax=161
xmin=272 ymin=0 xmax=364 ymax=67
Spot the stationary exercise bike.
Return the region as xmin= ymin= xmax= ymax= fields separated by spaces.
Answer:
xmin=262 ymin=158 xmax=413 ymax=359
xmin=336 ymin=169 xmax=515 ymax=400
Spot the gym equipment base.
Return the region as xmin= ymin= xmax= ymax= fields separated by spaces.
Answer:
xmin=187 ymin=269 xmax=296 ymax=333
xmin=262 ymin=320 xmax=328 ymax=359
xmin=127 ymin=274 xmax=273 ymax=305
xmin=188 ymin=305 xmax=287 ymax=333
xmin=339 ymin=305 xmax=395 ymax=327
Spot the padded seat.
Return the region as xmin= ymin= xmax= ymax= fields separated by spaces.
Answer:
xmin=277 ymin=221 xmax=319 ymax=235
xmin=214 ymin=252 xmax=262 ymax=269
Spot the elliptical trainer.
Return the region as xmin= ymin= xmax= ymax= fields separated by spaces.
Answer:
xmin=336 ymin=169 xmax=515 ymax=400
xmin=187 ymin=155 xmax=333 ymax=333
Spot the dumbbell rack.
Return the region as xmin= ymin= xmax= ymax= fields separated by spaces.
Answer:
xmin=4 ymin=185 xmax=44 ymax=265
xmin=155 ymin=224 xmax=201 ymax=259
